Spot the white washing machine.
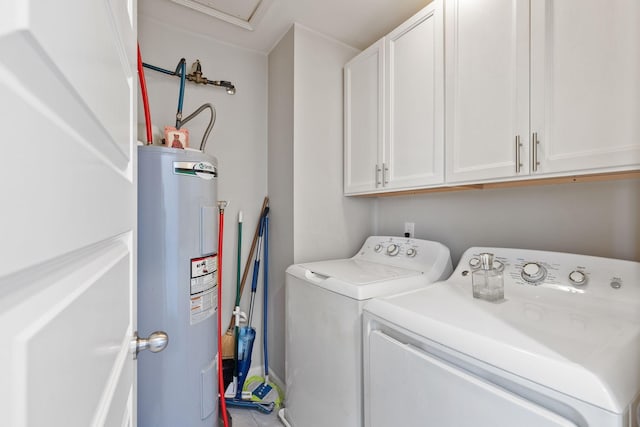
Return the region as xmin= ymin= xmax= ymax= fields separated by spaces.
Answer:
xmin=363 ymin=247 xmax=640 ymax=427
xmin=282 ymin=236 xmax=452 ymax=427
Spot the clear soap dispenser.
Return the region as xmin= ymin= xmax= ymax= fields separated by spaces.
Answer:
xmin=472 ymin=253 xmax=504 ymax=302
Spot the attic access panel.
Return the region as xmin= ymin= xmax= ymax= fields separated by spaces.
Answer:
xmin=170 ymin=0 xmax=272 ymax=30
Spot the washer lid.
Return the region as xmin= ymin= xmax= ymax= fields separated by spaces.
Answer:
xmin=287 ymin=259 xmax=426 ymax=300
xmin=365 ymin=281 xmax=640 ymax=413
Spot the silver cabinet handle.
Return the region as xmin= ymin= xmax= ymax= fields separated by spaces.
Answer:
xmin=131 ymin=331 xmax=169 ymax=360
xmin=376 ymin=164 xmax=382 ymax=187
xmin=532 ymin=132 xmax=540 ymax=172
xmin=383 ymin=163 xmax=389 ymax=185
xmin=515 ymin=135 xmax=522 ymax=173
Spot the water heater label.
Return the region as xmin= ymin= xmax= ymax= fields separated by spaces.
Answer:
xmin=191 ymin=274 xmax=215 ymax=295
xmin=190 ymin=255 xmax=218 ymax=325
xmin=174 ymin=161 xmax=217 ymax=180
xmin=191 ymin=255 xmax=217 ymax=279
xmin=190 ymin=290 xmax=217 ymax=325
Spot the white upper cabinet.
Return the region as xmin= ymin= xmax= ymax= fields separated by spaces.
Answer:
xmin=447 ymin=0 xmax=640 ymax=184
xmin=344 ymin=40 xmax=385 ymax=194
xmin=345 ymin=0 xmax=444 ymax=195
xmin=530 ymin=0 xmax=640 ymax=175
xmin=349 ymin=0 xmax=639 ymax=193
xmin=445 ymin=0 xmax=530 ymax=184
xmin=385 ymin=0 xmax=444 ymax=190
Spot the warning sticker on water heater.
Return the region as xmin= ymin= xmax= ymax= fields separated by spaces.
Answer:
xmin=191 ymin=255 xmax=217 ymax=280
xmin=190 ymin=255 xmax=218 ymax=325
xmin=190 ymin=290 xmax=217 ymax=325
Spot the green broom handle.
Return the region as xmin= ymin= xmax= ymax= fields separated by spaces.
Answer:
xmin=235 ymin=211 xmax=242 ymax=306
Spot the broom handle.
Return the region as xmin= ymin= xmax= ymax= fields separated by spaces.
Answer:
xmin=225 ymin=196 xmax=269 ymax=332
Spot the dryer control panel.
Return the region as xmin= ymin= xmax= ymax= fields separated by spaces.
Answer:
xmin=456 ymin=247 xmax=640 ymax=301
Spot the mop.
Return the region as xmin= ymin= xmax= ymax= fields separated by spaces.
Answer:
xmin=244 ymin=213 xmax=284 ymax=407
xmin=221 ymin=197 xmax=269 ymax=359
xmin=225 ymin=210 xmax=274 ymax=414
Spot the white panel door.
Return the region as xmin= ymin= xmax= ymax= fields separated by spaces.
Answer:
xmin=530 ymin=0 xmax=640 ymax=175
xmin=367 ymin=331 xmax=578 ymax=427
xmin=445 ymin=0 xmax=530 ymax=183
xmin=0 ymin=1 xmax=137 ymax=426
xmin=344 ymin=40 xmax=384 ymax=194
xmin=385 ymin=0 xmax=444 ymax=190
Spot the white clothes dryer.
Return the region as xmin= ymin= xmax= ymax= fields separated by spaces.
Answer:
xmin=281 ymin=236 xmax=452 ymax=427
xmin=363 ymin=247 xmax=640 ymax=427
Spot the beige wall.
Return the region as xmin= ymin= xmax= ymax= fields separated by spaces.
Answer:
xmin=292 ymin=24 xmax=371 ymax=264
xmin=268 ymin=24 xmax=373 ymax=380
xmin=374 ymin=178 xmax=640 ymax=266
xmin=267 ymin=27 xmax=295 ymax=381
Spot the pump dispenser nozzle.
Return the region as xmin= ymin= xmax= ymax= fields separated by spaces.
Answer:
xmin=480 ymin=253 xmax=494 ymax=270
xmin=472 ymin=252 xmax=504 ymax=302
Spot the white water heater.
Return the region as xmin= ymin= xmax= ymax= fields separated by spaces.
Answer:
xmin=137 ymin=146 xmax=219 ymax=427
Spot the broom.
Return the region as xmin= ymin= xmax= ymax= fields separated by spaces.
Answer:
xmin=221 ymin=196 xmax=269 ymax=359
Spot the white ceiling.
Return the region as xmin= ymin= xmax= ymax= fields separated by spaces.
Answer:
xmin=139 ymin=0 xmax=433 ymax=54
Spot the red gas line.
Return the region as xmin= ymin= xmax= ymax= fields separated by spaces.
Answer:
xmin=137 ymin=44 xmax=153 ymax=145
xmin=217 ymin=202 xmax=230 ymax=427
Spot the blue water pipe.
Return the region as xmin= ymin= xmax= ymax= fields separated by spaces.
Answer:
xmin=142 ymin=59 xmax=186 ymax=129
xmin=177 ymin=60 xmax=185 ymax=128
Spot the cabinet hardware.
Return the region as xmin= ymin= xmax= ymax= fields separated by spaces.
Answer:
xmin=515 ymin=135 xmax=522 ymax=173
xmin=383 ymin=163 xmax=389 ymax=185
xmin=376 ymin=164 xmax=382 ymax=187
xmin=532 ymin=132 xmax=540 ymax=172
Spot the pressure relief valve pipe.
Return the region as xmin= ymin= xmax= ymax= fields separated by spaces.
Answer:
xmin=187 ymin=60 xmax=236 ymax=95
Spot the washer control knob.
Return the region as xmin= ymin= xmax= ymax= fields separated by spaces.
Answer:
xmin=386 ymin=244 xmax=400 ymax=256
xmin=569 ymin=270 xmax=587 ymax=286
xmin=521 ymin=262 xmax=546 ymax=283
xmin=406 ymin=248 xmax=417 ymax=257
xmin=374 ymin=244 xmax=383 ymax=253
xmin=469 ymin=257 xmax=481 ymax=269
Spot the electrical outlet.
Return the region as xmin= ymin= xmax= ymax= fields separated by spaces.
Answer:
xmin=404 ymin=222 xmax=415 ymax=238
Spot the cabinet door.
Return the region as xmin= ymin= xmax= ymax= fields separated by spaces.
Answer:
xmin=530 ymin=0 xmax=640 ymax=175
xmin=445 ymin=0 xmax=530 ymax=184
xmin=384 ymin=0 xmax=444 ymax=189
xmin=344 ymin=40 xmax=385 ymax=194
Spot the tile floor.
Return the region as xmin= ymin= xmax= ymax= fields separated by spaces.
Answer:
xmin=226 ymin=406 xmax=283 ymax=427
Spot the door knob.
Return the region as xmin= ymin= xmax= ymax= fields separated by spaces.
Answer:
xmin=131 ymin=331 xmax=169 ymax=359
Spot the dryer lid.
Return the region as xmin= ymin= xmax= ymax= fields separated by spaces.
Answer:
xmin=365 ymin=281 xmax=640 ymax=414
xmin=300 ymin=258 xmax=420 ymax=284
xmin=287 ymin=259 xmax=426 ymax=300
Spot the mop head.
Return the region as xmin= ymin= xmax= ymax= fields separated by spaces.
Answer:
xmin=243 ymin=375 xmax=284 ymax=408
